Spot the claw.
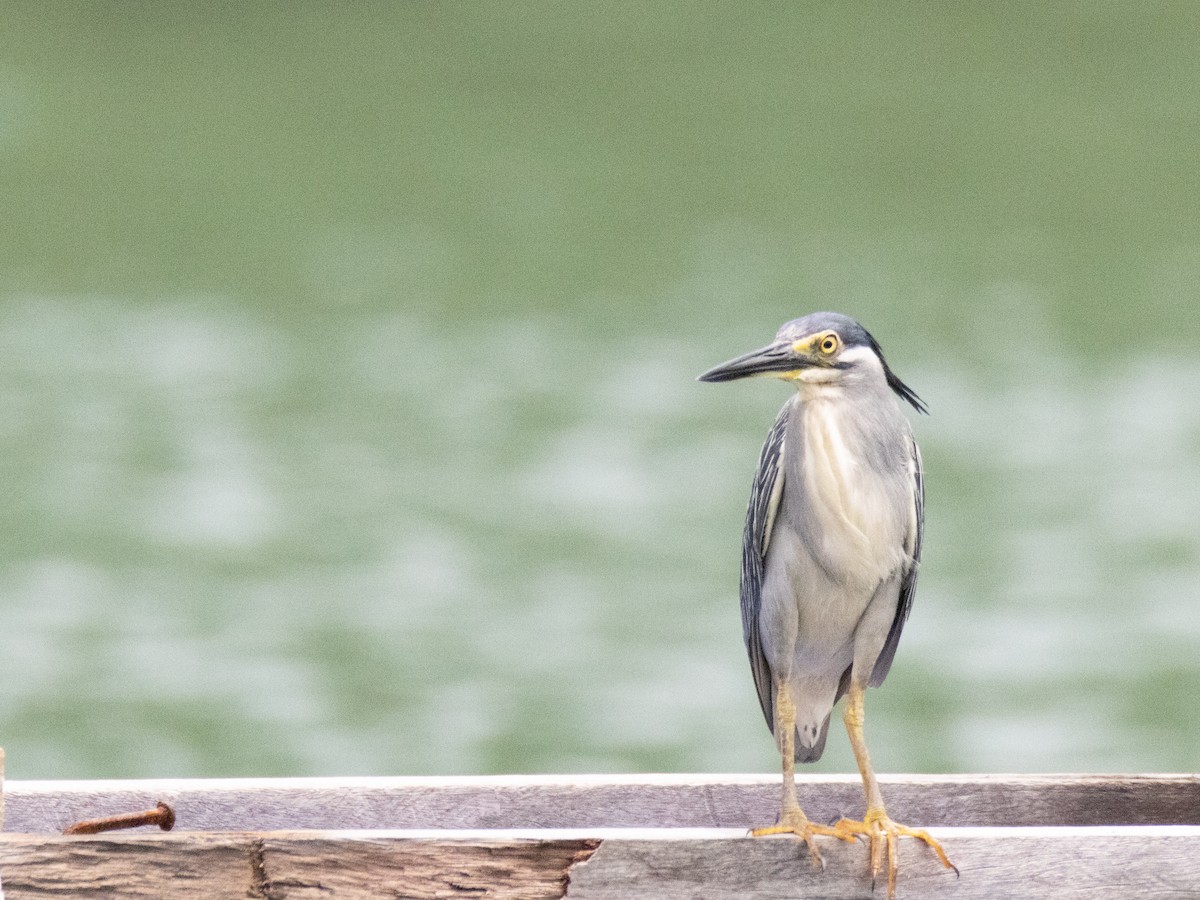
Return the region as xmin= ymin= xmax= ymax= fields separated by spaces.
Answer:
xmin=824 ymin=808 xmax=956 ymax=899
xmin=750 ymin=808 xmax=856 ymax=871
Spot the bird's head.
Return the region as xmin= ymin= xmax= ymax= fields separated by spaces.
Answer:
xmin=697 ymin=311 xmax=926 ymax=413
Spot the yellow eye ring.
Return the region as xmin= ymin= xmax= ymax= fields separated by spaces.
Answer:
xmin=818 ymin=333 xmax=839 ymax=355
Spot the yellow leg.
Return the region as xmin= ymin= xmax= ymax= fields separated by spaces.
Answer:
xmin=750 ymin=681 xmax=855 ymax=869
xmin=829 ymin=684 xmax=957 ymax=898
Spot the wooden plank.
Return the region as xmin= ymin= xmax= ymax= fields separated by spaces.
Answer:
xmin=0 ymin=832 xmax=256 ymax=900
xmin=6 ymin=773 xmax=1199 ymax=834
xmin=0 ymin=832 xmax=600 ymax=900
xmin=0 ymin=827 xmax=1198 ymax=899
xmin=565 ymin=827 xmax=1200 ymax=900
xmin=258 ymin=836 xmax=599 ymax=900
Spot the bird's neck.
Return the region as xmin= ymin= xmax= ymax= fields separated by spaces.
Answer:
xmin=788 ymin=393 xmax=908 ymax=585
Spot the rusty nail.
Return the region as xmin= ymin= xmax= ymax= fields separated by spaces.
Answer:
xmin=63 ymin=801 xmax=176 ymax=835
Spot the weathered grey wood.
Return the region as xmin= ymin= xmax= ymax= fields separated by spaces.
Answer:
xmin=565 ymin=827 xmax=1200 ymax=899
xmin=6 ymin=773 xmax=1199 ymax=834
xmin=1 ymin=827 xmax=1198 ymax=899
xmin=4 ymin=775 xmax=1197 ymax=896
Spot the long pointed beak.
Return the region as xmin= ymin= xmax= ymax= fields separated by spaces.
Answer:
xmin=697 ymin=341 xmax=804 ymax=382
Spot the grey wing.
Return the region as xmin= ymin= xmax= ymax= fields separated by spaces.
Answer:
xmin=869 ymin=435 xmax=924 ymax=687
xmin=740 ymin=397 xmax=792 ymax=733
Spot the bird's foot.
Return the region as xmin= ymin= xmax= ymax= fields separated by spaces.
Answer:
xmin=828 ymin=807 xmax=957 ymax=898
xmin=750 ymin=807 xmax=858 ymax=871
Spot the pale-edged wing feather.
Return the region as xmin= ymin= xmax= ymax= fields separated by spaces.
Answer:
xmin=740 ymin=396 xmax=792 ymax=732
xmin=869 ymin=435 xmax=924 ymax=687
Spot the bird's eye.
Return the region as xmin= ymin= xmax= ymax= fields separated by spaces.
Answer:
xmin=819 ymin=334 xmax=840 ymax=355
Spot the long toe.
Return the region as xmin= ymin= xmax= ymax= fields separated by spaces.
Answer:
xmin=750 ymin=810 xmax=856 ymax=871
xmin=827 ymin=811 xmax=957 ymax=899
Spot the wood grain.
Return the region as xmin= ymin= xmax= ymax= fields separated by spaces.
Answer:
xmin=259 ymin=837 xmax=599 ymax=899
xmin=0 ymin=826 xmax=1198 ymax=899
xmin=0 ymin=832 xmax=254 ymax=900
xmin=565 ymin=827 xmax=1200 ymax=900
xmin=0 ymin=832 xmax=599 ymax=900
xmin=2 ymin=776 xmax=1199 ymax=898
xmin=5 ymin=773 xmax=1198 ymax=833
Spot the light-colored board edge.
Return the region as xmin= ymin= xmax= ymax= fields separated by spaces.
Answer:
xmin=5 ymin=773 xmax=1198 ymax=833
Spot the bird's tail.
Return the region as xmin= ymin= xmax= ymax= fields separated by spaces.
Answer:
xmin=794 ymin=712 xmax=832 ymax=763
xmin=788 ymin=671 xmax=849 ymax=763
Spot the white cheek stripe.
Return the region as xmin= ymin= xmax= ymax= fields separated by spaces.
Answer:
xmin=836 ymin=345 xmax=877 ymax=366
xmin=796 ymin=344 xmax=879 ymax=385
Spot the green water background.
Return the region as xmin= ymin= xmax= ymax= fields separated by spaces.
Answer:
xmin=2 ymin=4 xmax=1198 ymax=780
